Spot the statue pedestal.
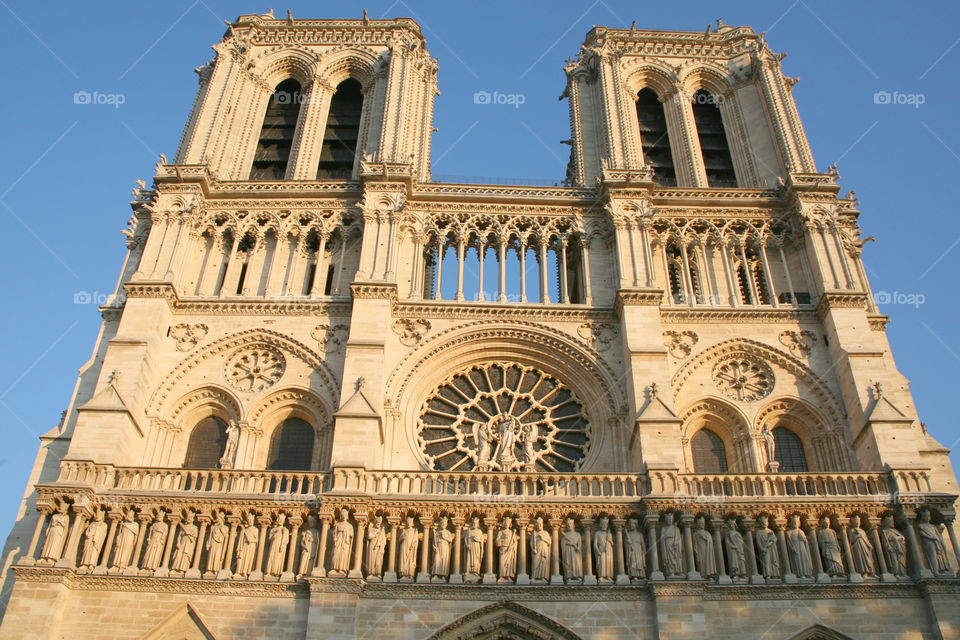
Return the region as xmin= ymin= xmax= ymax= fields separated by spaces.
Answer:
xmin=248 ymin=570 xmax=263 ymax=581
xmin=783 ymin=573 xmax=798 ymax=584
xmin=481 ymin=572 xmax=497 ymax=584
xmin=749 ymin=573 xmax=765 ymax=585
xmin=686 ymin=570 xmax=702 ymax=581
xmin=416 ymin=571 xmax=430 ymax=583
xmin=847 ymin=571 xmax=863 ymax=584
xmin=583 ymin=574 xmax=597 ymax=585
xmin=648 ymin=570 xmax=664 ymax=581
xmin=766 ymin=461 xmax=780 ymax=473
xmin=516 ymin=573 xmax=530 ymax=585
xmin=347 ymin=569 xmax=363 ymax=579
xmin=447 ymin=573 xmax=462 ymax=584
xmin=185 ymin=568 xmax=201 ymax=579
xmin=550 ymin=573 xmax=564 ymax=585
xmin=816 ymin=572 xmax=831 ymax=583
xmin=717 ymin=574 xmax=733 ymax=585
xmin=123 ymin=567 xmax=139 ymax=576
xmin=310 ymin=566 xmax=326 ymax=578
xmin=280 ymin=571 xmax=295 ymax=582
xmin=153 ymin=567 xmax=169 ymax=578
xmin=880 ymin=572 xmax=896 ymax=582
xmin=383 ymin=570 xmax=397 ymax=582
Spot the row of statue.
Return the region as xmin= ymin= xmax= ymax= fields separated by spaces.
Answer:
xmin=32 ymin=503 xmax=956 ymax=584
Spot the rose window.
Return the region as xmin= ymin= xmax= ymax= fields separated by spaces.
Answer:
xmin=712 ymin=356 xmax=774 ymax=402
xmin=225 ymin=346 xmax=285 ymax=392
xmin=417 ymin=363 xmax=590 ymax=472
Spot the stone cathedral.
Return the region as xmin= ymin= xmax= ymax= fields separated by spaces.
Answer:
xmin=2 ymin=12 xmax=959 ymax=640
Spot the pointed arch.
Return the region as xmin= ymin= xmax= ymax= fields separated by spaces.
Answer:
xmin=788 ymin=624 xmax=856 ymax=640
xmin=680 ymin=397 xmax=753 ymax=473
xmin=426 ymin=601 xmax=583 ymax=640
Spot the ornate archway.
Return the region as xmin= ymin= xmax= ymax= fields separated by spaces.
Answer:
xmin=426 ymin=602 xmax=583 ymax=640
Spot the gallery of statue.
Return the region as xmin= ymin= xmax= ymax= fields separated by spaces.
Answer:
xmin=0 ymin=12 xmax=958 ymax=640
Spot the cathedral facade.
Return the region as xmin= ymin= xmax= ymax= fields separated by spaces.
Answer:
xmin=1 ymin=13 xmax=959 ymax=640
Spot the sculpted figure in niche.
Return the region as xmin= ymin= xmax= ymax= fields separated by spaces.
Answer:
xmin=265 ymin=513 xmax=290 ymax=577
xmin=170 ymin=511 xmax=199 ymax=573
xmin=529 ymin=517 xmax=551 ymax=583
xmin=624 ymin=519 xmax=646 ymax=580
xmin=660 ymin=513 xmax=683 ymax=578
xmin=761 ymin=425 xmax=776 ymax=467
xmin=329 ymin=508 xmax=354 ymax=577
xmin=79 ymin=509 xmax=107 ymax=570
xmin=880 ymin=514 xmax=907 ymax=576
xmin=496 ymin=516 xmax=519 ymax=582
xmin=40 ymin=502 xmax=70 ymax=563
xmin=917 ymin=510 xmax=951 ymax=574
xmin=234 ymin=512 xmax=260 ymax=578
xmin=754 ymin=515 xmax=780 ymax=579
xmin=723 ymin=518 xmax=746 ymax=578
xmin=463 ymin=516 xmax=486 ymax=581
xmin=785 ymin=515 xmax=813 ymax=578
xmin=205 ymin=511 xmax=229 ymax=575
xmin=817 ymin=516 xmax=845 ymax=576
xmin=142 ymin=510 xmax=169 ymax=572
xmin=474 ymin=422 xmax=496 ymax=472
xmin=848 ymin=515 xmax=875 ymax=576
xmin=594 ymin=517 xmax=615 ymax=582
xmin=398 ymin=516 xmax=421 ymax=580
xmin=111 ymin=509 xmax=139 ymax=571
xmin=366 ymin=514 xmax=388 ymax=581
xmin=219 ymin=420 xmax=240 ymax=469
xmin=297 ymin=514 xmax=319 ymax=578
xmin=560 ymin=518 xmax=583 ymax=582
xmin=521 ymin=422 xmax=538 ymax=472
xmin=692 ymin=516 xmax=716 ymax=578
xmin=432 ymin=515 xmax=454 ymax=581
xmin=495 ymin=415 xmax=519 ymax=469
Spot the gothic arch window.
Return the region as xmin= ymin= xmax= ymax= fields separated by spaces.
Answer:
xmin=635 ymin=88 xmax=676 ymax=186
xmin=250 ymin=79 xmax=302 ymax=180
xmin=266 ymin=417 xmax=315 ymax=471
xmin=691 ymin=89 xmax=737 ymax=188
xmin=316 ymin=78 xmax=363 ymax=179
xmin=773 ymin=426 xmax=809 ymax=472
xmin=690 ymin=428 xmax=729 ymax=473
xmin=183 ymin=416 xmax=229 ymax=469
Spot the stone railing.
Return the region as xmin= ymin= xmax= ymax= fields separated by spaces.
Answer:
xmin=661 ymin=472 xmax=894 ymax=500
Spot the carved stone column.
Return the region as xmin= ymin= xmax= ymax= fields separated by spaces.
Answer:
xmin=187 ymin=514 xmax=209 ymax=579
xmin=154 ymin=513 xmax=181 ymax=578
xmin=581 ymin=517 xmax=597 ymax=585
xmin=383 ymin=515 xmax=399 ymax=583
xmin=349 ymin=514 xmax=367 ymax=579
xmin=248 ymin=515 xmax=270 ymax=581
xmin=57 ymin=503 xmax=91 ymax=568
xmin=644 ymin=514 xmax=664 ymax=580
xmin=742 ymin=517 xmax=763 ymax=585
xmin=516 ymin=516 xmax=530 ymax=585
xmin=283 ymin=516 xmax=302 ymax=582
xmin=417 ymin=515 xmax=432 ymax=583
xmin=94 ymin=511 xmax=121 ymax=575
xmin=681 ymin=514 xmax=700 ymax=580
xmin=311 ymin=514 xmax=331 ymax=578
xmin=222 ymin=514 xmax=240 ymax=580
xmin=902 ymin=512 xmax=933 ymax=579
xmin=775 ymin=517 xmax=793 ymax=583
xmin=20 ymin=507 xmax=49 ymax=566
xmin=613 ymin=518 xmax=629 ymax=585
xmin=711 ymin=517 xmax=731 ymax=585
xmin=130 ymin=513 xmax=151 ymax=575
xmin=840 ymin=518 xmax=862 ymax=584
xmin=806 ymin=520 xmax=829 ymax=583
xmin=867 ymin=516 xmax=894 ymax=582
xmin=942 ymin=514 xmax=960 ymax=577
xmin=482 ymin=517 xmax=497 ymax=584
xmin=449 ymin=516 xmax=464 ymax=585
xmin=549 ymin=518 xmax=563 ymax=585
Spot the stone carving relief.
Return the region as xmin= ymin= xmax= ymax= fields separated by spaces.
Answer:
xmin=224 ymin=346 xmax=285 ymax=392
xmin=779 ymin=330 xmax=817 ymax=357
xmin=417 ymin=363 xmax=590 ymax=472
xmin=577 ymin=322 xmax=618 ymax=352
xmin=663 ymin=330 xmax=699 ymax=358
xmin=311 ymin=323 xmax=349 ymax=353
xmin=712 ymin=355 xmax=774 ymax=402
xmin=170 ymin=323 xmax=209 ymax=351
xmin=393 ymin=318 xmax=432 ymax=346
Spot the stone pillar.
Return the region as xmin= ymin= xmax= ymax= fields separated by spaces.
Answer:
xmin=283 ymin=516 xmax=301 ymax=582
xmin=549 ymin=518 xmax=563 ymax=585
xmin=349 ymin=515 xmax=367 ymax=579
xmin=613 ymin=518 xmax=629 ymax=585
xmin=840 ymin=519 xmax=862 ymax=584
xmin=417 ymin=516 xmax=432 ymax=583
xmin=187 ymin=515 xmax=209 ymax=579
xmin=482 ymin=517 xmax=497 ymax=584
xmin=864 ymin=518 xmax=891 ymax=582
xmin=516 ymin=516 xmax=530 ymax=585
xmin=57 ymin=504 xmax=90 ymax=568
xmin=449 ymin=517 xmax=464 ymax=584
xmin=20 ymin=508 xmax=49 ymax=566
xmin=581 ymin=517 xmax=596 ymax=585
xmin=742 ymin=517 xmax=763 ymax=584
xmin=383 ymin=515 xmax=399 ymax=583
xmin=775 ymin=518 xmax=793 ymax=582
xmin=249 ymin=515 xmax=270 ymax=581
xmin=311 ymin=514 xmax=331 ymax=578
xmin=94 ymin=512 xmax=120 ymax=575
xmin=154 ymin=513 xmax=180 ymax=578
xmin=130 ymin=513 xmax=151 ymax=575
xmin=221 ymin=515 xmax=240 ymax=579
xmin=711 ymin=517 xmax=731 ymax=584
xmin=942 ymin=514 xmax=960 ymax=577
xmin=681 ymin=514 xmax=700 ymax=580
xmin=903 ymin=513 xmax=933 ymax=579
xmin=807 ymin=521 xmax=829 ymax=583
xmin=645 ymin=514 xmax=664 ymax=580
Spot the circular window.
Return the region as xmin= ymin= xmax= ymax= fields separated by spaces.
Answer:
xmin=417 ymin=363 xmax=590 ymax=472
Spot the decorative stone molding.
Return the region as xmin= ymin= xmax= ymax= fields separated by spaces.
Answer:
xmin=169 ymin=323 xmax=209 ymax=351
xmin=224 ymin=346 xmax=285 ymax=393
xmin=779 ymin=330 xmax=817 ymax=357
xmin=663 ymin=330 xmax=699 ymax=358
xmin=392 ymin=318 xmax=431 ymax=346
xmin=577 ymin=322 xmax=618 ymax=352
xmin=712 ymin=356 xmax=775 ymax=403
xmin=312 ymin=324 xmax=349 ymax=353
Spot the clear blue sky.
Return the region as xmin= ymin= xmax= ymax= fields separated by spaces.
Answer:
xmin=1 ymin=1 xmax=959 ymax=535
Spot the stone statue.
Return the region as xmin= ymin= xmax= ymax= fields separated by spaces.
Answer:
xmin=529 ymin=517 xmax=551 ymax=583
xmin=463 ymin=516 xmax=486 ymax=580
xmin=624 ymin=519 xmax=646 ymax=579
xmin=79 ymin=510 xmax=107 ymax=570
xmin=398 ymin=516 xmax=421 ymax=580
xmin=660 ymin=513 xmax=683 ymax=578
xmin=329 ymin=508 xmax=354 ymax=577
xmin=265 ymin=513 xmax=290 ymax=577
xmin=474 ymin=422 xmax=496 ymax=472
xmin=366 ymin=514 xmax=388 ymax=580
xmin=495 ymin=414 xmax=518 ymax=469
xmin=297 ymin=514 xmax=319 ymax=577
xmin=496 ymin=516 xmax=518 ymax=582
xmin=205 ymin=511 xmax=229 ymax=575
xmin=142 ymin=510 xmax=168 ymax=572
xmin=234 ymin=513 xmax=260 ymax=578
xmin=817 ymin=516 xmax=844 ymax=576
xmin=723 ymin=517 xmax=746 ymax=578
xmin=111 ymin=509 xmax=139 ymax=570
xmin=170 ymin=511 xmax=199 ymax=573
xmin=40 ymin=503 xmax=70 ymax=563
xmin=761 ymin=424 xmax=776 ymax=468
xmin=521 ymin=422 xmax=538 ymax=472
xmin=560 ymin=518 xmax=583 ymax=582
xmin=432 ymin=516 xmax=454 ymax=581
xmin=916 ymin=510 xmax=951 ymax=574
xmin=880 ymin=514 xmax=907 ymax=576
xmin=692 ymin=516 xmax=716 ymax=578
xmin=754 ymin=515 xmax=780 ymax=579
xmin=593 ymin=517 xmax=615 ymax=582
xmin=847 ymin=515 xmax=875 ymax=576
xmin=219 ymin=420 xmax=240 ymax=469
xmin=785 ymin=515 xmax=813 ymax=578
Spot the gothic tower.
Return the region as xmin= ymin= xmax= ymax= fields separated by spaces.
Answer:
xmin=1 ymin=14 xmax=958 ymax=640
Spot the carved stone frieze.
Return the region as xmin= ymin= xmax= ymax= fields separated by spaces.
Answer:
xmin=663 ymin=330 xmax=699 ymax=358
xmin=779 ymin=329 xmax=817 ymax=357
xmin=224 ymin=346 xmax=285 ymax=393
xmin=712 ymin=355 xmax=774 ymax=402
xmin=392 ymin=318 xmax=431 ymax=346
xmin=169 ymin=323 xmax=209 ymax=351
xmin=312 ymin=324 xmax=349 ymax=353
xmin=577 ymin=322 xmax=618 ymax=352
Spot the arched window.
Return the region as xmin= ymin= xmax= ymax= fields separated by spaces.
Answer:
xmin=691 ymin=428 xmax=729 ymax=473
xmin=266 ymin=418 xmax=314 ymax=471
xmin=691 ymin=89 xmax=737 ymax=188
xmin=317 ymin=78 xmax=363 ymax=179
xmin=773 ymin=426 xmax=808 ymax=472
xmin=183 ymin=416 xmax=229 ymax=469
xmin=635 ymin=88 xmax=676 ymax=186
xmin=250 ymin=79 xmax=302 ymax=180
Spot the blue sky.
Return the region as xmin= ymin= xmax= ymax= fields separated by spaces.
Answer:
xmin=1 ymin=1 xmax=959 ymax=535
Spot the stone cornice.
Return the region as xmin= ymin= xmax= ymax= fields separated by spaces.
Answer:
xmin=123 ymin=283 xmax=352 ymax=317
xmin=660 ymin=307 xmax=817 ymax=324
xmin=615 ymin=289 xmax=664 ymax=312
xmin=816 ymin=291 xmax=869 ymax=319
xmin=395 ymin=300 xmax=617 ymax=323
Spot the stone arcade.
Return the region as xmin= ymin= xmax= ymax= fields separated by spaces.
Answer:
xmin=1 ymin=12 xmax=959 ymax=640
